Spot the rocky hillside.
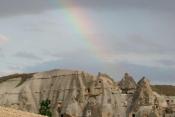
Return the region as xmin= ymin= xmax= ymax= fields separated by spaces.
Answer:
xmin=0 ymin=106 xmax=46 ymax=117
xmin=129 ymin=77 xmax=159 ymax=116
xmin=0 ymin=69 xmax=169 ymax=117
xmin=0 ymin=69 xmax=125 ymax=117
xmin=119 ymin=73 xmax=137 ymax=94
xmin=151 ymin=85 xmax=175 ymax=96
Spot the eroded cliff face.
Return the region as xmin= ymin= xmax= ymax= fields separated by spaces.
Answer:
xmin=0 ymin=70 xmax=124 ymax=117
xmin=0 ymin=106 xmax=46 ymax=117
xmin=0 ymin=69 xmax=166 ymax=117
xmin=119 ymin=73 xmax=137 ymax=94
xmin=128 ymin=77 xmax=163 ymax=117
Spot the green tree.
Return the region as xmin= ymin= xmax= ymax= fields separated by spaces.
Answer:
xmin=39 ymin=99 xmax=52 ymax=117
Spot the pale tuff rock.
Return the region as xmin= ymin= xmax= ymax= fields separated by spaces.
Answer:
xmin=129 ymin=77 xmax=161 ymax=117
xmin=0 ymin=69 xmax=170 ymax=117
xmin=119 ymin=73 xmax=137 ymax=94
xmin=131 ymin=77 xmax=154 ymax=109
xmin=0 ymin=106 xmax=46 ymax=117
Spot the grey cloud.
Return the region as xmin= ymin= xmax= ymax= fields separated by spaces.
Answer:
xmin=22 ymin=51 xmax=175 ymax=84
xmin=55 ymin=0 xmax=175 ymax=11
xmin=23 ymin=49 xmax=110 ymax=75
xmin=119 ymin=62 xmax=175 ymax=84
xmin=157 ymin=59 xmax=175 ymax=67
xmin=103 ymin=33 xmax=175 ymax=55
xmin=121 ymin=34 xmax=166 ymax=54
xmin=0 ymin=0 xmax=54 ymax=17
xmin=0 ymin=48 xmax=2 ymax=56
xmin=0 ymin=0 xmax=175 ymax=17
xmin=22 ymin=56 xmax=105 ymax=75
xmin=0 ymin=48 xmax=5 ymax=58
xmin=14 ymin=52 xmax=41 ymax=60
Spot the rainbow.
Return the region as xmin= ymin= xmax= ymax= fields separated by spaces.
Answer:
xmin=48 ymin=1 xmax=127 ymax=74
xmin=49 ymin=0 xmax=110 ymax=61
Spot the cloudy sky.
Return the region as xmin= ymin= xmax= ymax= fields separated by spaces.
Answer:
xmin=0 ymin=0 xmax=175 ymax=84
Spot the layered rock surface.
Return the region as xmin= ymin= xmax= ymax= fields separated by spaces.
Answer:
xmin=119 ymin=73 xmax=137 ymax=94
xmin=0 ymin=106 xmax=46 ymax=117
xmin=128 ymin=77 xmax=162 ymax=117
xmin=0 ymin=69 xmax=166 ymax=117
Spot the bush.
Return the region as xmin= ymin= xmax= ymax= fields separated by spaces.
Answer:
xmin=39 ymin=99 xmax=52 ymax=117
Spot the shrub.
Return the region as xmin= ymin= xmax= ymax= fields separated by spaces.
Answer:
xmin=39 ymin=99 xmax=52 ymax=117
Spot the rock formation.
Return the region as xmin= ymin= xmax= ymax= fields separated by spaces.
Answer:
xmin=119 ymin=73 xmax=137 ymax=94
xmin=0 ymin=106 xmax=46 ymax=117
xmin=0 ymin=69 xmax=169 ymax=117
xmin=128 ymin=77 xmax=161 ymax=117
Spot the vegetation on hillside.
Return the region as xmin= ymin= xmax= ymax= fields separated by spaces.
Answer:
xmin=151 ymin=85 xmax=175 ymax=96
xmin=0 ymin=73 xmax=34 ymax=87
xmin=39 ymin=99 xmax=52 ymax=117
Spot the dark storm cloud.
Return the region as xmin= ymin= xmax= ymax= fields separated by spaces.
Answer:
xmin=14 ymin=52 xmax=41 ymax=60
xmin=0 ymin=0 xmax=53 ymax=17
xmin=69 ymin=0 xmax=175 ymax=11
xmin=0 ymin=0 xmax=175 ymax=17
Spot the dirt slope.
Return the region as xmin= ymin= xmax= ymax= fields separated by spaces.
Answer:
xmin=0 ymin=106 xmax=46 ymax=117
